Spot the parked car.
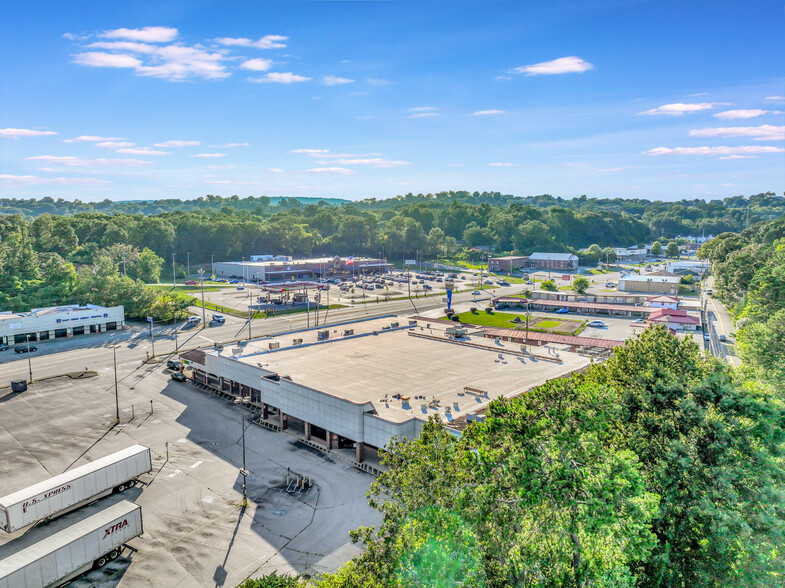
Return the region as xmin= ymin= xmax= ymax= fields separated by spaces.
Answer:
xmin=184 ymin=280 xmax=198 ymax=285
xmin=719 ymin=334 xmax=727 ymax=342
xmin=212 ymin=314 xmax=225 ymax=323
xmin=498 ymin=281 xmax=510 ymax=286
xmin=633 ymin=318 xmax=646 ymax=323
xmin=704 ymin=333 xmax=711 ymax=341
xmin=0 ymin=343 xmax=8 ymax=352
xmin=525 ymin=280 xmax=534 ymax=285
xmin=472 ymin=290 xmax=482 ymax=295
xmin=605 ymin=282 xmax=616 ymax=288
xmin=705 ymin=289 xmax=713 ymax=295
xmin=556 ymin=308 xmax=569 ymax=314
xmin=587 ymin=320 xmax=605 ymax=327
xmin=186 ymin=316 xmax=201 ymax=325
xmin=170 ymin=372 xmax=187 ymax=382
xmin=166 ymin=359 xmax=181 ymax=369
xmin=423 ymin=284 xmax=432 ymax=290
xmin=236 ymin=285 xmax=245 ymax=290
xmin=14 ymin=344 xmax=38 ymax=353
xmin=228 ymin=279 xmax=240 ymax=284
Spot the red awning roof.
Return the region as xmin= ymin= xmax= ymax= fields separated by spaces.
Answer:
xmin=493 ymin=296 xmax=654 ymax=314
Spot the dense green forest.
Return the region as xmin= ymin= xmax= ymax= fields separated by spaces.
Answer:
xmin=698 ymin=218 xmax=785 ymax=390
xmin=1 ymin=192 xmax=783 ymax=317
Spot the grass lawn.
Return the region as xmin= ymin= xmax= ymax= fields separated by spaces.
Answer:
xmin=446 ymin=311 xmax=584 ymax=335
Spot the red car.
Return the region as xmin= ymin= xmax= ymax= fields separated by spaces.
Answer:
xmin=184 ymin=280 xmax=198 ymax=285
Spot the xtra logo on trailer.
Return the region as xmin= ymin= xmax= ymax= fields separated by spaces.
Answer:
xmin=21 ymin=484 xmax=72 ymax=513
xmin=104 ymin=519 xmax=129 ymax=538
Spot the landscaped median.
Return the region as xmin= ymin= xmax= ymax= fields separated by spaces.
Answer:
xmin=443 ymin=309 xmax=586 ymax=336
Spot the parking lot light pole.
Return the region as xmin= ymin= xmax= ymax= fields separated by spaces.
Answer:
xmin=240 ymin=401 xmax=248 ymax=507
xmin=198 ymin=269 xmax=206 ymax=327
xmin=26 ymin=335 xmax=33 ymax=383
xmin=112 ymin=346 xmax=119 ymax=424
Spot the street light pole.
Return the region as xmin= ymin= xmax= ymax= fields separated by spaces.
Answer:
xmin=172 ymin=253 xmax=176 ymax=287
xmin=149 ymin=319 xmax=156 ymax=357
xmin=198 ymin=269 xmax=206 ymax=327
xmin=113 ymin=347 xmax=119 ymax=424
xmin=26 ymin=335 xmax=33 ymax=383
xmin=187 ymin=252 xmax=190 ymax=279
xmin=240 ymin=401 xmax=248 ymax=507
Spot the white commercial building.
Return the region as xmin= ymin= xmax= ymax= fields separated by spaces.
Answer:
xmin=0 ymin=304 xmax=125 ymax=347
xmin=213 ymin=256 xmax=387 ymax=282
xmin=665 ymin=260 xmax=709 ymax=275
xmin=618 ymin=274 xmax=681 ymax=295
xmin=181 ymin=317 xmax=590 ymax=464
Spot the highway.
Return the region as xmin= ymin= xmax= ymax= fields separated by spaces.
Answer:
xmin=0 ymin=288 xmax=503 ymax=384
xmin=701 ymin=276 xmax=741 ymax=367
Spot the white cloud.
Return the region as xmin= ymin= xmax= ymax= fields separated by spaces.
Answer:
xmin=95 ymin=141 xmax=135 ymax=149
xmin=206 ymin=165 xmax=235 ymax=169
xmin=291 ymin=148 xmax=329 ymax=155
xmin=214 ymin=35 xmax=288 ymax=49
xmin=73 ymin=38 xmax=229 ymax=81
xmin=513 ymin=56 xmax=593 ymax=76
xmin=332 ymin=158 xmax=410 ymax=167
xmin=214 ymin=142 xmax=249 ymax=148
xmin=116 ymin=147 xmax=169 ymax=155
xmin=713 ymin=109 xmax=778 ymax=120
xmin=765 ymin=96 xmax=785 ymax=102
xmin=154 ymin=139 xmax=200 ymax=147
xmin=27 ymin=155 xmax=151 ymax=167
xmin=409 ymin=106 xmax=436 ymax=112
xmin=100 ymin=27 xmax=178 ymax=43
xmin=639 ymin=102 xmax=717 ymax=116
xmin=495 ymin=75 xmax=513 ymax=81
xmin=488 ymin=162 xmax=516 ymax=167
xmin=241 ymin=58 xmax=273 ymax=71
xmin=323 ymin=75 xmax=355 ymax=86
xmin=0 ymin=174 xmax=111 ymax=186
xmin=268 ymin=168 xmax=284 ymax=173
xmin=250 ymin=72 xmax=311 ymax=83
xmin=595 ymin=168 xmax=622 ymax=172
xmin=644 ymin=145 xmax=784 ymax=156
xmin=688 ymin=125 xmax=784 ymax=141
xmin=191 ymin=153 xmax=227 ymax=158
xmin=64 ymin=135 xmax=125 ymax=143
xmin=409 ymin=112 xmax=439 ymax=118
xmin=205 ymin=179 xmax=260 ymax=185
xmin=365 ymin=77 xmax=392 ymax=86
xmin=73 ymin=52 xmax=143 ymax=69
xmin=719 ymin=155 xmax=758 ymax=160
xmin=0 ymin=128 xmax=57 ymax=139
xmin=306 ymin=167 xmax=354 ymax=174
xmin=447 ymin=163 xmax=466 ymax=168
xmin=472 ymin=110 xmax=504 ymax=116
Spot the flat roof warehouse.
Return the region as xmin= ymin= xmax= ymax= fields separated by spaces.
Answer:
xmin=182 ymin=316 xmax=591 ymax=464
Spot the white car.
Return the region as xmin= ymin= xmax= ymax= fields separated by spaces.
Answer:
xmin=472 ymin=290 xmax=482 ymax=296
xmin=587 ymin=320 xmax=605 ymax=327
xmin=186 ymin=316 xmax=201 ymax=325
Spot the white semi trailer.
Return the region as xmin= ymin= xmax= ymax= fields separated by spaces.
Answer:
xmin=0 ymin=445 xmax=152 ymax=533
xmin=0 ymin=499 xmax=142 ymax=588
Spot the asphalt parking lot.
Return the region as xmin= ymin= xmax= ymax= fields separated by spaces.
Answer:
xmin=0 ymin=359 xmax=380 ymax=586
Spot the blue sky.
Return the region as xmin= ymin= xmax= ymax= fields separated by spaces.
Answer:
xmin=1 ymin=0 xmax=783 ymax=202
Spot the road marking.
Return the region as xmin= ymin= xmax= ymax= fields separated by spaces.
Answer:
xmin=168 ymin=469 xmax=182 ymax=478
xmin=190 ymin=460 xmax=204 ymax=469
xmin=177 ymin=438 xmax=189 ymax=444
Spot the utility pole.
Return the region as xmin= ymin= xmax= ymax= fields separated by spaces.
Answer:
xmin=211 ymin=254 xmax=214 ymax=278
xmin=240 ymin=400 xmax=248 ymax=507
xmin=198 ymin=269 xmax=206 ymax=327
xmin=113 ymin=346 xmax=120 ymax=424
xmin=187 ymin=252 xmax=190 ymax=279
xmin=26 ymin=335 xmax=33 ymax=383
xmin=172 ymin=253 xmax=176 ymax=287
xmin=149 ymin=319 xmax=156 ymax=357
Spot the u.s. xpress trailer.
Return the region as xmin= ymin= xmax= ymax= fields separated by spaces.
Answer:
xmin=0 ymin=445 xmax=151 ymax=533
xmin=0 ymin=499 xmax=142 ymax=588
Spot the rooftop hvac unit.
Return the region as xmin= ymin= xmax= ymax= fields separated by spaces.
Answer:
xmin=390 ymin=322 xmax=399 ymax=327
xmin=293 ymin=338 xmax=303 ymax=345
xmin=317 ymin=330 xmax=329 ymax=341
xmin=269 ymin=341 xmax=280 ymax=350
xmin=343 ymin=329 xmax=354 ymax=336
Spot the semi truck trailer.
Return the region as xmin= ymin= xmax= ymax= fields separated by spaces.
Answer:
xmin=0 ymin=499 xmax=142 ymax=588
xmin=0 ymin=445 xmax=152 ymax=533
